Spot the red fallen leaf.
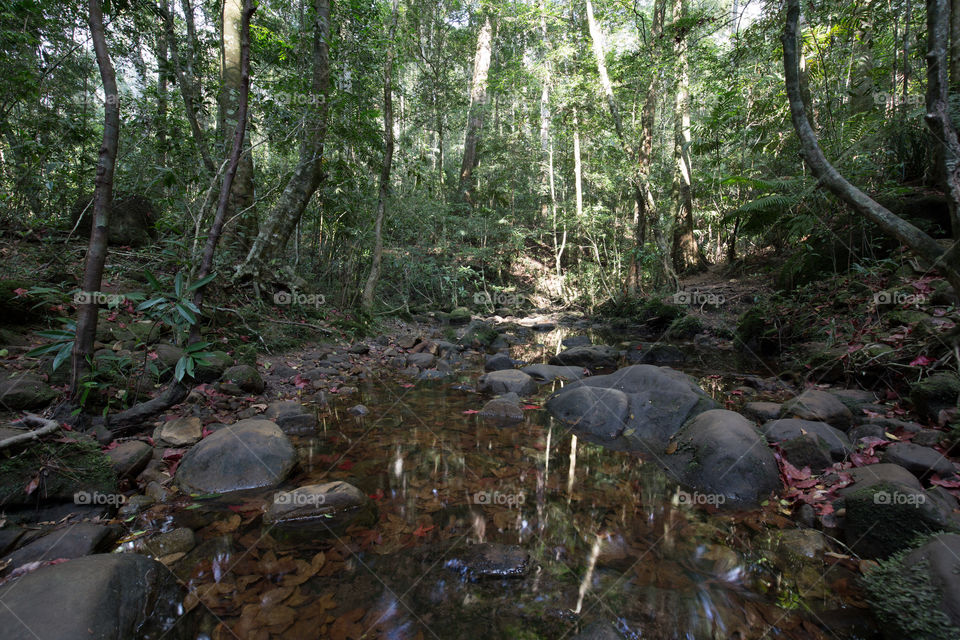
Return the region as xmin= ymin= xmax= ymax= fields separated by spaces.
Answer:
xmin=103 ymin=440 xmax=120 ymax=451
xmin=201 ymin=428 xmax=213 ymax=438
xmin=462 ymin=409 xmax=479 ymax=415
xmin=293 ymin=374 xmax=309 ymax=389
xmin=163 ymin=448 xmax=185 ymax=462
xmin=846 ymin=343 xmax=863 ymax=353
xmin=147 ymin=351 xmax=158 ymax=360
xmin=239 ymin=335 xmax=249 ymax=342
xmin=146 ymin=437 xmax=155 ymax=446
xmin=12 ymin=287 xmax=28 ymax=296
xmin=24 ymin=475 xmax=40 ymax=496
xmin=399 ymin=383 xmax=415 ymax=388
xmin=850 ymin=452 xmax=879 ymax=466
xmin=106 ymin=311 xmax=118 ymax=322
xmin=794 ymin=477 xmax=819 ymax=489
xmin=909 ymin=355 xmax=936 ymax=367
xmin=338 ymin=459 xmax=355 ymax=471
xmin=930 ymin=474 xmax=960 ymax=488
xmin=730 ymin=389 xmax=744 ymax=396
xmin=61 ymin=422 xmax=72 ymax=432
xmin=368 ymin=488 xmax=384 ymax=501
xmin=521 ymin=404 xmax=540 ymax=410
xmin=413 ymin=524 xmax=434 ymax=537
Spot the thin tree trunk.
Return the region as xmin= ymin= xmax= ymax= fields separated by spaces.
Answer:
xmin=159 ymin=1 xmax=216 ymax=173
xmin=782 ymin=0 xmax=960 ymax=294
xmin=927 ymin=0 xmax=960 ymax=237
xmin=236 ymin=0 xmax=332 ymax=283
xmin=951 ymin=0 xmax=960 ymax=91
xmin=156 ymin=3 xmax=169 ymax=166
xmin=573 ymin=108 xmax=583 ymax=219
xmin=459 ymin=14 xmax=493 ymax=204
xmin=361 ymin=0 xmax=398 ymax=314
xmin=70 ymin=0 xmax=120 ymax=404
xmin=670 ymin=0 xmax=705 ymax=273
xmin=220 ymin=0 xmax=257 ymax=250
xmin=111 ymin=0 xmax=256 ymax=430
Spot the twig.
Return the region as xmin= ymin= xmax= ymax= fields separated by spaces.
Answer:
xmin=0 ymin=415 xmax=61 ymax=450
xmin=268 ymin=318 xmax=336 ymax=334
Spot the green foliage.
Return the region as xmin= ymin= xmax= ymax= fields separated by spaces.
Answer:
xmin=862 ymin=541 xmax=960 ymax=640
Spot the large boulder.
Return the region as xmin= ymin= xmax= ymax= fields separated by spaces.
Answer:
xmin=477 ymin=370 xmax=538 ymax=396
xmin=0 ymin=553 xmax=184 ymax=639
xmin=520 ymin=363 xmax=586 ymax=383
xmin=546 ymin=365 xmax=716 ymax=452
xmin=71 ymin=193 xmax=159 ymax=247
xmin=882 ymin=442 xmax=956 ymax=481
xmin=219 ymin=364 xmax=265 ymax=394
xmin=838 ymin=464 xmax=960 ymax=558
xmin=761 ymin=419 xmax=853 ymax=461
xmin=175 ymin=419 xmax=295 ymax=494
xmin=106 ymin=440 xmax=153 ymax=479
xmin=549 ymin=345 xmax=619 ymax=371
xmin=911 ymin=372 xmax=960 ymax=422
xmin=864 ymin=533 xmax=960 ymax=639
xmin=665 ymin=409 xmax=781 ymax=507
xmin=1 ymin=523 xmax=116 ymax=572
xmin=780 ymin=389 xmax=853 ymax=428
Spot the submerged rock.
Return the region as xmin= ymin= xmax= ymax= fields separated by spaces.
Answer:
xmin=477 ymin=369 xmax=538 ymax=396
xmin=445 ymin=543 xmax=530 ymax=581
xmin=265 ymin=481 xmax=372 ymax=531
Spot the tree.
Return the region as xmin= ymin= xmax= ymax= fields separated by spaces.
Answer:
xmin=458 ymin=13 xmax=493 ymax=204
xmin=220 ymin=0 xmax=258 ymax=251
xmin=235 ymin=0 xmax=332 ymax=284
xmin=361 ymin=0 xmax=399 ymax=313
xmin=69 ymin=0 xmax=120 ymax=406
xmin=782 ymin=0 xmax=960 ymax=294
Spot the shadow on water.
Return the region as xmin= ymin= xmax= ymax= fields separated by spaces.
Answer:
xmin=137 ymin=327 xmax=874 ymax=639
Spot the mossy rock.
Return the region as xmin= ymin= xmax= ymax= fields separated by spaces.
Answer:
xmin=884 ymin=309 xmax=933 ymax=327
xmin=0 ymin=438 xmax=117 ymax=506
xmin=863 ymin=537 xmax=960 ymax=640
xmin=736 ymin=306 xmax=780 ymax=355
xmin=449 ymin=307 xmax=472 ymax=324
xmin=666 ymin=315 xmax=703 ymax=339
xmin=844 ymin=481 xmax=951 ymax=558
xmin=196 ymin=350 xmax=233 ymax=382
xmin=0 ymin=279 xmax=43 ymax=325
xmin=911 ymin=372 xmax=960 ymax=421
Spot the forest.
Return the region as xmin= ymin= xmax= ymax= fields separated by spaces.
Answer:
xmin=2 ymin=0 xmax=960 ymax=638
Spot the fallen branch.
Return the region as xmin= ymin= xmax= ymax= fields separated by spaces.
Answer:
xmin=0 ymin=415 xmax=61 ymax=450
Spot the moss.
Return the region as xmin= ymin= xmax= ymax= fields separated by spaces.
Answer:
xmin=911 ymin=372 xmax=960 ymax=421
xmin=845 ymin=482 xmax=942 ymax=558
xmin=638 ymin=299 xmax=685 ymax=329
xmin=0 ymin=438 xmax=117 ymax=506
xmin=863 ymin=546 xmax=960 ymax=639
xmin=666 ymin=315 xmax=703 ymax=339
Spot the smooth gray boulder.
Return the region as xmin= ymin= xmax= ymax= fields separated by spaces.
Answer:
xmin=520 ymin=363 xmax=586 ymax=383
xmin=175 ymin=419 xmax=295 ymax=494
xmin=762 ymin=419 xmax=853 ymax=461
xmin=265 ymin=481 xmax=372 ymax=531
xmin=883 ymin=442 xmax=956 ymax=481
xmin=546 ymin=365 xmax=716 ymax=452
xmin=666 ymin=409 xmax=781 ymax=507
xmin=477 ymin=369 xmax=538 ymax=396
xmin=0 ymin=553 xmax=183 ymax=639
xmin=780 ymin=389 xmax=853 ymax=428
xmin=549 ymin=345 xmax=619 ymax=370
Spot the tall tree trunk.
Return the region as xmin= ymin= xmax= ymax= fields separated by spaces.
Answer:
xmin=236 ymin=0 xmax=332 ymax=284
xmin=70 ymin=0 xmax=120 ymax=404
xmin=459 ymin=14 xmax=493 ymax=204
xmin=573 ymin=108 xmax=583 ymax=220
xmin=220 ymin=0 xmax=257 ymax=251
xmin=927 ymin=0 xmax=960 ymax=237
xmin=159 ymin=1 xmax=216 ymax=174
xmin=951 ymin=0 xmax=960 ymax=91
xmin=782 ymin=0 xmax=960 ymax=294
xmin=361 ymin=0 xmax=398 ymax=313
xmin=670 ymin=0 xmax=705 ymax=273
xmin=156 ymin=2 xmax=169 ymax=167
xmin=539 ymin=1 xmax=551 ymax=225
